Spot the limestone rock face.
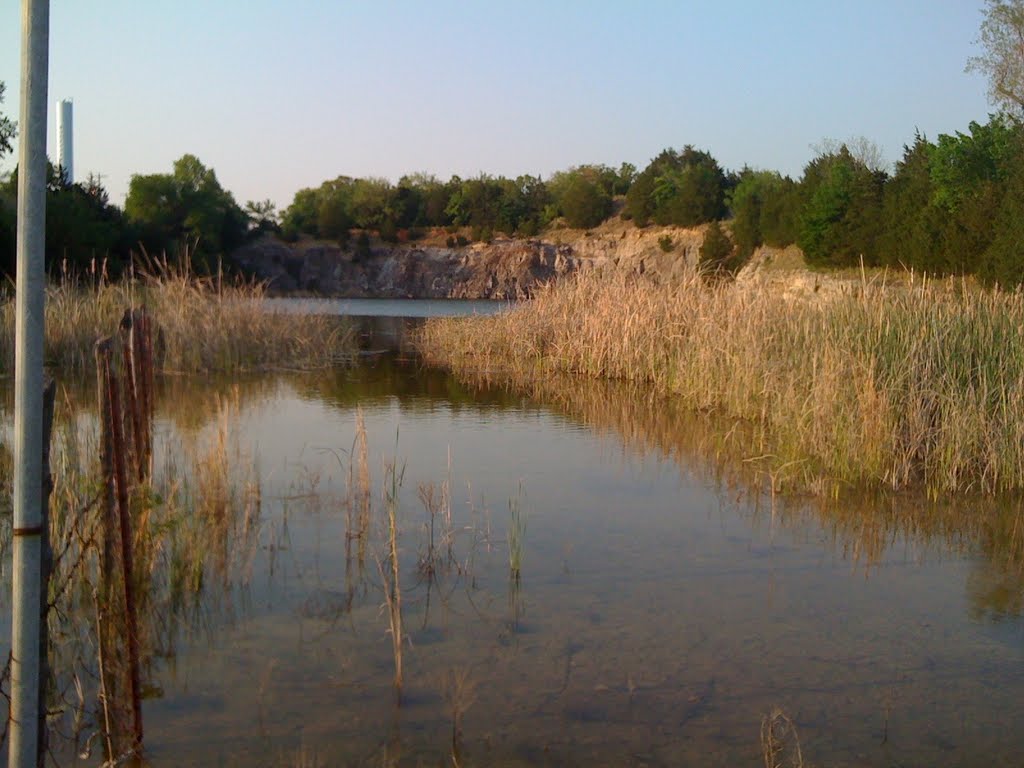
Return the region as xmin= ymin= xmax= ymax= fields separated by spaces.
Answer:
xmin=231 ymin=224 xmax=713 ymax=299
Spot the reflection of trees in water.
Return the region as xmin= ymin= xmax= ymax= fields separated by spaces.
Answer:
xmin=289 ymin=354 xmax=532 ymax=414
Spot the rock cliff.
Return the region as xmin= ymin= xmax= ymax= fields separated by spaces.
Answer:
xmin=231 ymin=221 xmax=710 ymax=299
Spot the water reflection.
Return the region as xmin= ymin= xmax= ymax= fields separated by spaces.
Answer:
xmin=435 ymin=365 xmax=1024 ymax=624
xmin=1 ymin=357 xmax=1024 ymax=765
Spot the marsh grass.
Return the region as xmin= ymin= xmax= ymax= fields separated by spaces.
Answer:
xmin=417 ymin=269 xmax=1024 ymax=495
xmin=0 ymin=255 xmax=354 ymax=374
xmin=442 ymin=666 xmax=477 ymax=768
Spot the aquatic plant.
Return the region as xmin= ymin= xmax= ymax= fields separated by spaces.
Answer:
xmin=507 ymin=483 xmax=526 ymax=581
xmin=30 ymin=383 xmax=262 ymax=761
xmin=761 ymin=707 xmax=805 ymax=768
xmin=377 ymin=456 xmax=406 ymax=705
xmin=442 ymin=666 xmax=477 ymax=768
xmin=417 ymin=481 xmax=442 ymax=579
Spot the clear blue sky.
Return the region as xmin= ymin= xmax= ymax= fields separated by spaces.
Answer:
xmin=0 ymin=1 xmax=993 ymax=210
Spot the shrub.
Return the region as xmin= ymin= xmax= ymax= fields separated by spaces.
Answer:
xmin=658 ymin=235 xmax=674 ymax=253
xmin=698 ymin=221 xmax=737 ymax=277
xmin=560 ymin=175 xmax=612 ymax=229
xmin=379 ymin=220 xmax=398 ymax=243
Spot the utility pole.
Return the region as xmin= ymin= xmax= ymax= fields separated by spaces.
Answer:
xmin=10 ymin=1 xmax=50 ymax=766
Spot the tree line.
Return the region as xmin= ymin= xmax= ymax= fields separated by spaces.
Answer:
xmin=0 ymin=149 xmax=255 ymax=279
xmin=276 ymin=115 xmax=1024 ymax=287
xmin=3 ymin=105 xmax=1024 ymax=286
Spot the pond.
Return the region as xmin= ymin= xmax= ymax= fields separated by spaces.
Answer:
xmin=263 ymin=297 xmax=510 ymax=318
xmin=3 ymin=304 xmax=1024 ymax=767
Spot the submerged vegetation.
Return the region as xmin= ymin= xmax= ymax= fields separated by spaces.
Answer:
xmin=417 ymin=269 xmax=1024 ymax=496
xmin=35 ymin=385 xmax=262 ymax=760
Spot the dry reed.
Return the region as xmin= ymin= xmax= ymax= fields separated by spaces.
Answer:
xmin=0 ymin=256 xmax=353 ymax=374
xmin=417 ymin=269 xmax=1024 ymax=495
xmin=761 ymin=707 xmax=804 ymax=768
xmin=377 ymin=458 xmax=405 ymax=705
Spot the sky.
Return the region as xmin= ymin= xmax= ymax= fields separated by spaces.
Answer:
xmin=0 ymin=1 xmax=995 ymax=211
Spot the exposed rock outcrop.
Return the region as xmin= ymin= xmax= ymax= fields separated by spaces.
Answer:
xmin=231 ymin=222 xmax=711 ymax=299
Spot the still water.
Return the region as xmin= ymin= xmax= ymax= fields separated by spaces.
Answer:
xmin=3 ymin=309 xmax=1024 ymax=767
xmin=263 ymin=297 xmax=510 ymax=318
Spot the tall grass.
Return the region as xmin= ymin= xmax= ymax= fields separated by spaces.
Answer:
xmin=0 ymin=257 xmax=353 ymax=373
xmin=417 ymin=269 xmax=1024 ymax=495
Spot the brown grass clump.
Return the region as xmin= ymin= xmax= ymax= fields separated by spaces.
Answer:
xmin=0 ymin=257 xmax=353 ymax=374
xmin=416 ymin=269 xmax=1024 ymax=495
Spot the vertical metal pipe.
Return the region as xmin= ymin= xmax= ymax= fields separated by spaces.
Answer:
xmin=10 ymin=1 xmax=50 ymax=766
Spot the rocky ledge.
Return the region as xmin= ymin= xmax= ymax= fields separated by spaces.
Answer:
xmin=231 ymin=223 xmax=709 ymax=299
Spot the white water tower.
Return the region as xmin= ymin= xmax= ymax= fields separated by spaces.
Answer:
xmin=56 ymin=99 xmax=73 ymax=184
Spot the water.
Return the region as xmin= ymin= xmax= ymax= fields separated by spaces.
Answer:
xmin=4 ymin=310 xmax=1024 ymax=766
xmin=264 ymin=297 xmax=510 ymax=318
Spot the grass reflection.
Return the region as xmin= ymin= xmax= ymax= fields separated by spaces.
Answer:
xmin=423 ymin=364 xmax=1024 ymax=624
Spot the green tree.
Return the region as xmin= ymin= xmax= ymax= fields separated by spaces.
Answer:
xmin=625 ymin=148 xmax=680 ymax=225
xmin=347 ymin=177 xmax=393 ymax=230
xmin=1 ymin=164 xmax=134 ymax=278
xmin=281 ymin=186 xmax=324 ymax=240
xmin=547 ymin=166 xmax=615 ymax=228
xmin=626 ymin=147 xmax=727 ymax=227
xmin=798 ymin=146 xmax=886 ymax=267
xmin=930 ymin=117 xmax=1015 ymax=211
xmin=558 ymin=173 xmax=612 ymax=229
xmin=0 ymin=82 xmax=15 ymax=160
xmin=698 ymin=220 xmax=738 ymax=278
xmin=317 ymin=191 xmax=353 ymax=244
xmin=125 ymin=153 xmax=247 ymax=265
xmin=926 ymin=117 xmax=1018 ymax=274
xmin=399 ymin=173 xmax=450 ymax=227
xmin=729 ymin=169 xmax=766 ymax=260
xmin=614 ymin=162 xmax=637 ymax=195
xmin=245 ymin=199 xmax=279 ymax=233
xmin=445 ymin=175 xmax=507 ymax=230
xmin=973 ymin=124 xmax=1024 ymax=285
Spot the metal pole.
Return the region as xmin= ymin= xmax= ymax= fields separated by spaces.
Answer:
xmin=10 ymin=1 xmax=49 ymax=766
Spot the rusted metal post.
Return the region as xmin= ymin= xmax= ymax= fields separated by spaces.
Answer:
xmin=134 ymin=308 xmax=154 ymax=476
xmin=119 ymin=311 xmax=143 ymax=482
xmin=94 ymin=340 xmax=115 ymax=597
xmin=98 ymin=337 xmax=144 ymax=748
